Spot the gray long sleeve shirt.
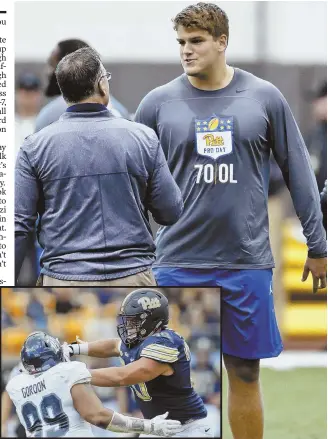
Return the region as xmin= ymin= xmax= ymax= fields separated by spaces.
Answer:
xmin=15 ymin=104 xmax=183 ymax=281
xmin=135 ymin=68 xmax=326 ymax=269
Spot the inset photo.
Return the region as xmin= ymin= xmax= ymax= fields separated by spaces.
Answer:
xmin=1 ymin=287 xmax=221 ymax=438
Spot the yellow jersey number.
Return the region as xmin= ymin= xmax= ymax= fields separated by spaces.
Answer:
xmin=132 ymin=382 xmax=152 ymax=401
xmin=119 ymin=357 xmax=152 ymax=402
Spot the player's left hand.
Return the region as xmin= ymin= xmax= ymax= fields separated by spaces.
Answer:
xmin=150 ymin=412 xmax=183 ymax=437
xmin=302 ymin=257 xmax=327 ymax=294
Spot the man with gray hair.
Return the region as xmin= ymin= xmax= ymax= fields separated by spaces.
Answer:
xmin=15 ymin=47 xmax=183 ymax=286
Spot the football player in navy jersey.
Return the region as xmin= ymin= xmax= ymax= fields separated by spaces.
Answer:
xmin=66 ymin=289 xmax=214 ymax=437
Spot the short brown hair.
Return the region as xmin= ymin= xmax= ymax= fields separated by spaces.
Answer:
xmin=173 ymin=2 xmax=229 ymax=42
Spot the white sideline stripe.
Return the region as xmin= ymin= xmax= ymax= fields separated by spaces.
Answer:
xmin=222 ymin=351 xmax=327 ymax=370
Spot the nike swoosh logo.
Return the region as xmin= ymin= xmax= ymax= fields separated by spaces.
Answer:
xmin=205 ymin=428 xmax=210 ymax=432
xmin=236 ymin=89 xmax=247 ymax=93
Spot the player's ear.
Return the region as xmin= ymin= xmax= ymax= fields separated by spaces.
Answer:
xmin=216 ymin=34 xmax=228 ymax=52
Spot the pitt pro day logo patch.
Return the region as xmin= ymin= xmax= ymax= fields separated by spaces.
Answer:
xmin=195 ymin=115 xmax=234 ymax=160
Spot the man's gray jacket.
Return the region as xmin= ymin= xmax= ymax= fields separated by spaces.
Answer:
xmin=15 ymin=103 xmax=183 ymax=282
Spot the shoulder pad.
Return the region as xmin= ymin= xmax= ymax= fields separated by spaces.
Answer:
xmin=57 ymin=361 xmax=91 ymax=388
xmin=139 ymin=334 xmax=180 ymax=363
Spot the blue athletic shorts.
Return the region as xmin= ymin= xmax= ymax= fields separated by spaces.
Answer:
xmin=153 ymin=267 xmax=283 ymax=359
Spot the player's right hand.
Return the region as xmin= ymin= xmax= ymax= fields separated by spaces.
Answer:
xmin=302 ymin=256 xmax=327 ymax=294
xmin=150 ymin=412 xmax=183 ymax=437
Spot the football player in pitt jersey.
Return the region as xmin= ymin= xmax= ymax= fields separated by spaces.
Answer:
xmin=67 ymin=289 xmax=214 ymax=437
xmin=6 ymin=332 xmax=182 ymax=437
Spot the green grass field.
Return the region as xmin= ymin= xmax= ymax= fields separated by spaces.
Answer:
xmin=222 ymin=368 xmax=327 ymax=439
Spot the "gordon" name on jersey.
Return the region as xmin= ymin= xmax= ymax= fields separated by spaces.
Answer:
xmin=21 ymin=379 xmax=46 ymax=398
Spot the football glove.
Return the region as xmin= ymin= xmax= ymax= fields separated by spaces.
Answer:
xmin=150 ymin=412 xmax=183 ymax=437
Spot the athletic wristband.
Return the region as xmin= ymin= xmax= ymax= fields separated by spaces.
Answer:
xmin=70 ymin=343 xmax=88 ymax=356
xmin=106 ymin=412 xmax=152 ymax=434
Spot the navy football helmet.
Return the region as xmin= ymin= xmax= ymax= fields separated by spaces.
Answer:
xmin=21 ymin=332 xmax=64 ymax=374
xmin=117 ymin=289 xmax=169 ymax=348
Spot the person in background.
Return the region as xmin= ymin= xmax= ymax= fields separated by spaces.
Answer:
xmin=15 ymin=73 xmax=43 ymax=157
xmin=26 ymin=291 xmax=48 ymax=330
xmin=35 ymin=38 xmax=130 ymax=132
xmin=2 ymin=308 xmax=14 ymax=330
xmin=307 ymin=82 xmax=327 ymax=235
xmin=306 ymin=80 xmax=327 ymax=193
xmin=53 ymin=288 xmax=81 ymax=314
xmin=191 ymin=338 xmax=220 ymax=438
xmin=320 ymin=180 xmax=327 ymax=233
xmin=15 ymin=73 xmax=43 ymax=286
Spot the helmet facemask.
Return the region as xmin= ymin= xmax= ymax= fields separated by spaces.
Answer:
xmin=117 ymin=289 xmax=169 ymax=348
xmin=117 ymin=311 xmax=164 ymax=348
